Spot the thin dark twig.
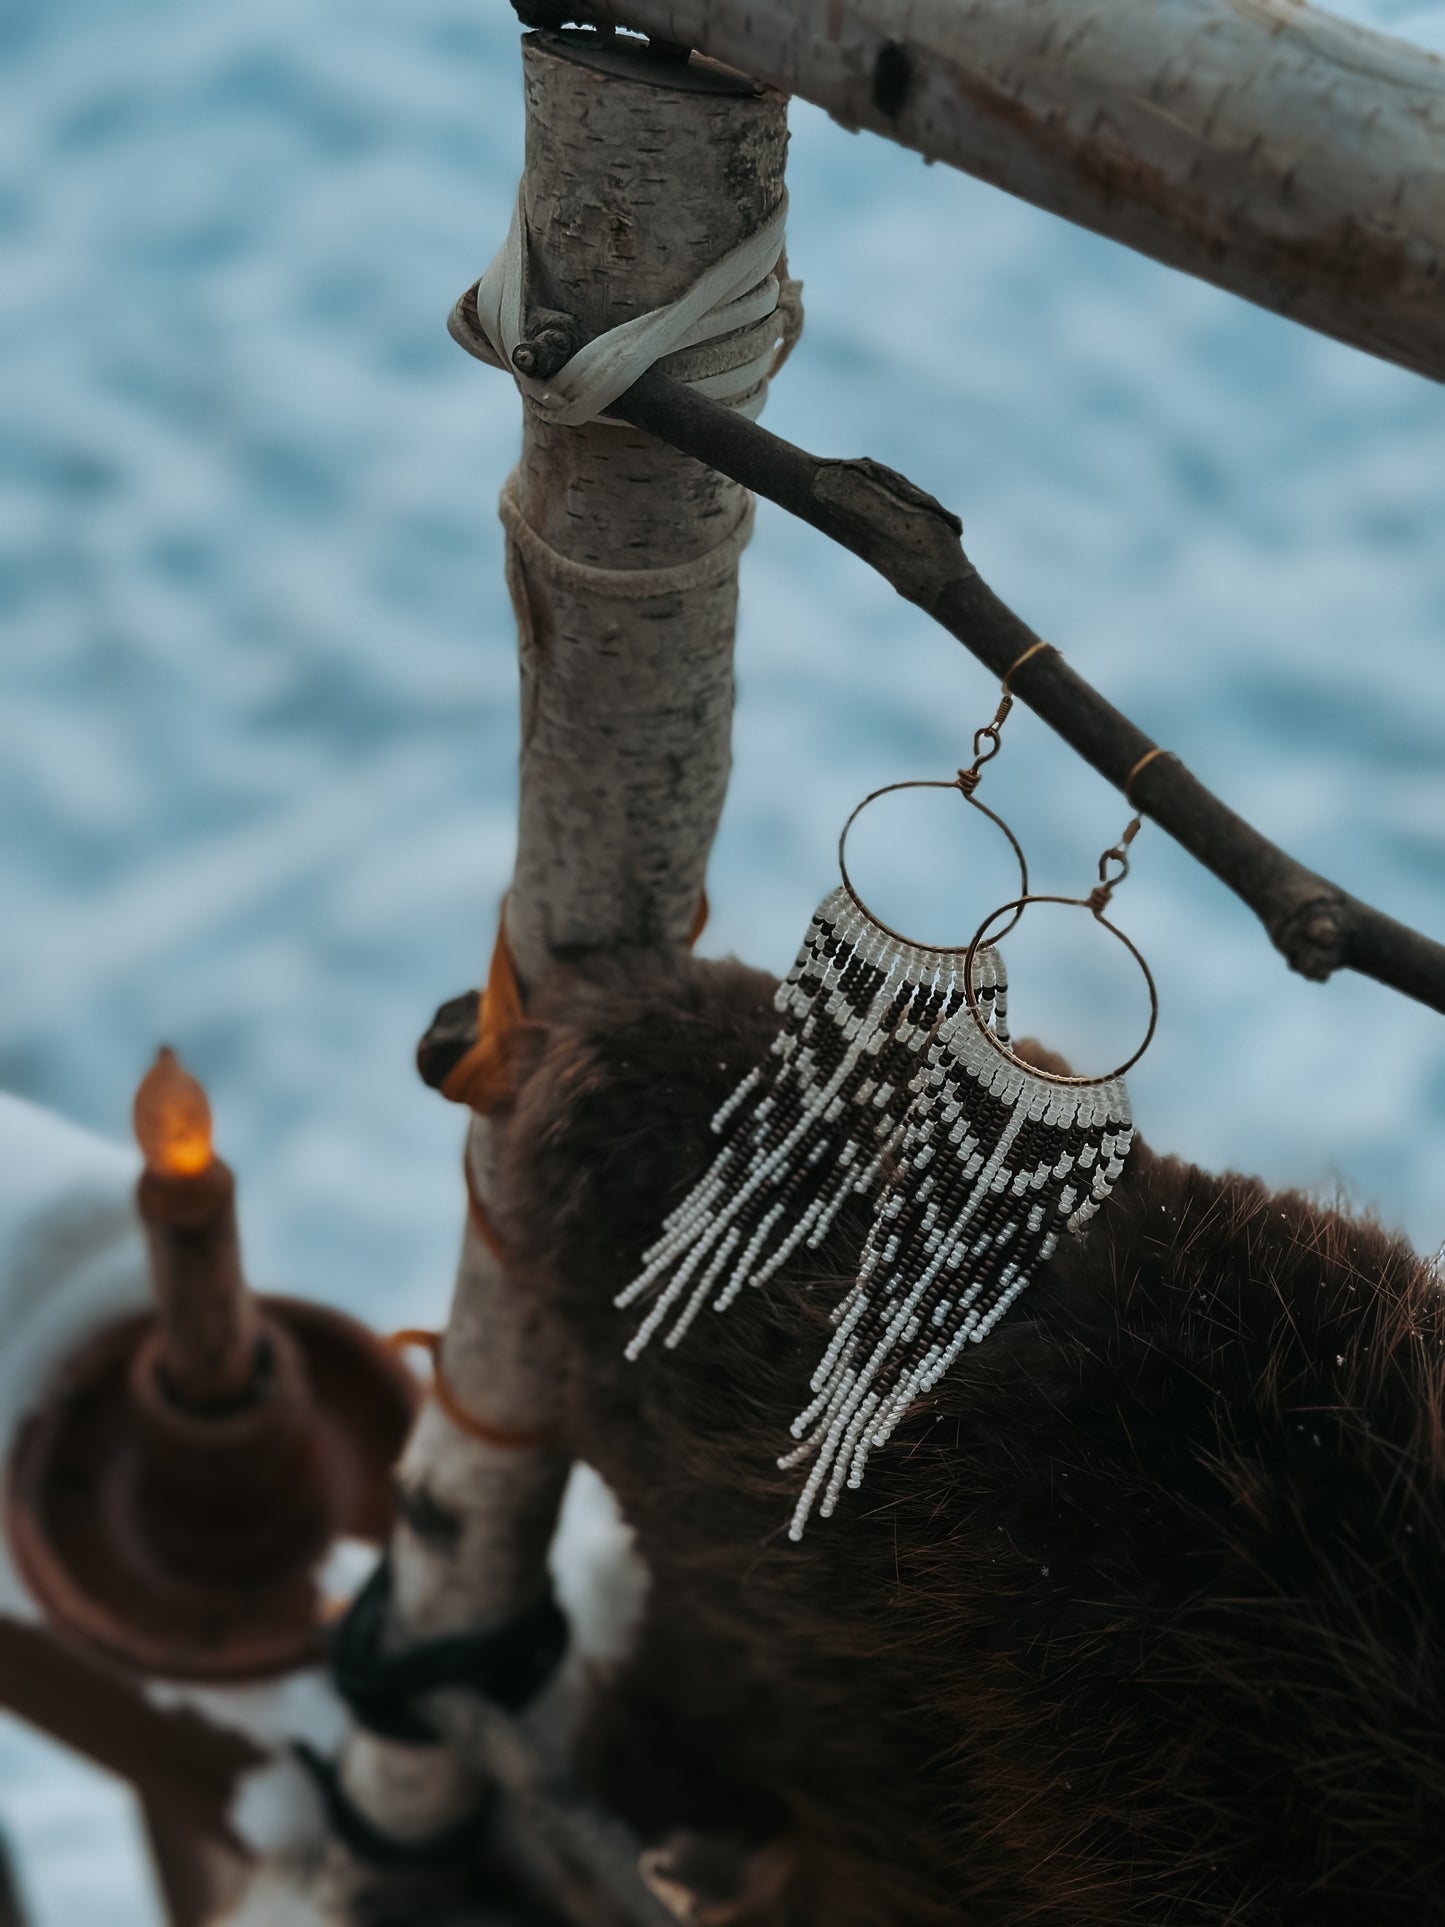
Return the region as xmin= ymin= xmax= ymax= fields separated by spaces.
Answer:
xmin=450 ymin=285 xmax=1445 ymax=1020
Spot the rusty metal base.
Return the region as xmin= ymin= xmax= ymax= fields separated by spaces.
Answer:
xmin=7 ymin=1296 xmax=417 ymax=1681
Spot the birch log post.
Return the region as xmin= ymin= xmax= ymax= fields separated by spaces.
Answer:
xmin=566 ymin=0 xmax=1445 ymax=383
xmin=337 ymin=26 xmax=789 ymax=1888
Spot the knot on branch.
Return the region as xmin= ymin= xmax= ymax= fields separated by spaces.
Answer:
xmin=813 ymin=458 xmax=972 ymax=611
xmin=512 ymin=306 xmax=585 ymax=382
xmin=1271 ymin=889 xmax=1350 ymax=983
xmin=872 ymin=42 xmax=912 ymax=119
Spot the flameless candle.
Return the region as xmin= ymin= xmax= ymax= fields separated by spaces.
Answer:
xmin=7 ymin=1049 xmax=417 ymax=1682
xmin=132 ymin=1047 xmax=260 ymax=1410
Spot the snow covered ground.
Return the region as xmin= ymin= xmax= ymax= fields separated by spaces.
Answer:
xmin=3 ymin=1 xmax=1445 ymax=1918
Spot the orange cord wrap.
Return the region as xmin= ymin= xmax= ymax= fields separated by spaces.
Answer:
xmin=386 ymin=1329 xmax=559 ymax=1450
xmin=440 ymin=891 xmax=709 ymax=1116
xmin=440 ymin=910 xmax=541 ymax=1115
xmin=437 ymin=890 xmax=709 ymax=1268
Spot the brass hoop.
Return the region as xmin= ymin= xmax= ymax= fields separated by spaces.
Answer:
xmin=837 ymin=779 xmax=1029 ymax=952
xmin=962 ymin=894 xmax=1158 ymax=1085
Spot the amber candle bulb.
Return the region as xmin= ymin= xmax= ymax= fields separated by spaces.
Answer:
xmin=132 ymin=1047 xmax=260 ymax=1411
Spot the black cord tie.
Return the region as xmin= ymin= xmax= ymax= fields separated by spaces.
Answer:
xmin=330 ymin=1555 xmax=569 ymax=1743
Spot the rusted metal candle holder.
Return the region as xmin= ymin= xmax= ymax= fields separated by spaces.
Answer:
xmin=7 ymin=1049 xmax=418 ymax=1681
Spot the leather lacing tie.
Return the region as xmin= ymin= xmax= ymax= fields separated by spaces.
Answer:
xmin=439 ymin=892 xmax=708 ymax=1114
xmin=399 ymin=891 xmax=709 ymax=1449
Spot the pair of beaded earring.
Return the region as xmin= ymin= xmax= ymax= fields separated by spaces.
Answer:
xmin=617 ymin=652 xmax=1158 ymax=1539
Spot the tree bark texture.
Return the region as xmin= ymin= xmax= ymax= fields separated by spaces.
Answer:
xmin=385 ymin=31 xmax=787 ymax=1663
xmin=569 ymin=0 xmax=1445 ymax=383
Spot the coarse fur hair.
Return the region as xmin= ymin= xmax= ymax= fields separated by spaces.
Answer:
xmin=498 ymin=949 xmax=1445 ymax=1926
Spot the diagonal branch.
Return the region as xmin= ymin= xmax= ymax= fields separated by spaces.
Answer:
xmin=452 ymin=283 xmax=1445 ymax=1018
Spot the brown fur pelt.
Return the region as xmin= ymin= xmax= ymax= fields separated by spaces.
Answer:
xmin=498 ymin=950 xmax=1445 ymax=1927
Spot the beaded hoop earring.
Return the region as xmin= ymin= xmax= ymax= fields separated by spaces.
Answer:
xmin=616 ymin=673 xmax=1039 ymax=1360
xmin=784 ymin=816 xmax=1154 ymax=1538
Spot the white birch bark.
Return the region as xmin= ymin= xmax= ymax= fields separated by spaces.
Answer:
xmin=390 ymin=30 xmax=785 ymax=1642
xmin=333 ymin=32 xmax=788 ymax=1878
xmin=582 ymin=0 xmax=1445 ymax=382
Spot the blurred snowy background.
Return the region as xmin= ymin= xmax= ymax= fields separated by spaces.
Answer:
xmin=2 ymin=0 xmax=1445 ymax=1918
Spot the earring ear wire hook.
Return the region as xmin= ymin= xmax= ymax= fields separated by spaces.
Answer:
xmin=1090 ymin=815 xmax=1142 ymax=914
xmin=958 ymin=693 xmax=1011 ymax=793
xmin=959 ymin=641 xmax=1053 ymax=794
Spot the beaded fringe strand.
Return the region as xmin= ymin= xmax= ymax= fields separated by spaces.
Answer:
xmin=782 ymin=1008 xmax=1132 ymax=1540
xmin=616 ymin=887 xmax=1008 ymax=1357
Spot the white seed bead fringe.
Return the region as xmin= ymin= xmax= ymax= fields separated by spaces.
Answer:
xmin=784 ymin=1007 xmax=1133 ymax=1540
xmin=615 ymin=888 xmax=1008 ymax=1357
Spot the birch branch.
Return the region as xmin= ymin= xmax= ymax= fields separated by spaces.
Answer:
xmin=446 ymin=297 xmax=1445 ymax=1016
xmin=394 ymin=27 xmax=785 ymax=1642
xmin=335 ymin=29 xmax=789 ymax=1910
xmin=533 ymin=1 xmax=1445 ymax=383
